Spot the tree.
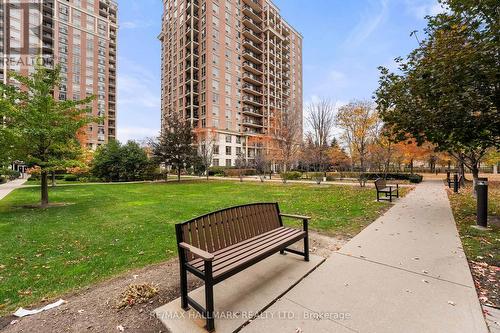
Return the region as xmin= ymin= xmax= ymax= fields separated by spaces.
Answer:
xmin=91 ymin=140 xmax=123 ymax=182
xmin=151 ymin=112 xmax=195 ymax=182
xmin=0 ymin=64 xmax=95 ymax=207
xmin=305 ymin=99 xmax=336 ymax=174
xmin=376 ymin=0 xmax=500 ymax=182
xmin=195 ymin=128 xmax=217 ymax=180
xmin=276 ymin=111 xmax=302 ymax=172
xmin=336 ymin=100 xmax=378 ymax=185
xmin=235 ymin=152 xmax=247 ymax=182
xmin=327 ymin=139 xmax=351 ymax=171
xmin=91 ymin=140 xmax=153 ymax=182
xmin=121 ymin=141 xmax=153 ymax=181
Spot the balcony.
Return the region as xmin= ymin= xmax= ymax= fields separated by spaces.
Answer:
xmin=242 ymin=50 xmax=262 ymax=65
xmin=186 ymin=0 xmax=199 ymax=12
xmin=242 ymin=16 xmax=263 ymax=34
xmin=242 ymin=94 xmax=263 ymax=107
xmin=242 ymin=118 xmax=264 ymax=128
xmin=242 ymin=106 xmax=263 ymax=117
xmin=242 ymin=61 xmax=263 ymax=75
xmin=242 ymin=5 xmax=263 ymax=24
xmin=242 ymin=38 xmax=262 ymax=54
xmin=242 ymin=0 xmax=262 ymax=13
xmin=242 ymin=72 xmax=263 ymax=86
xmin=242 ymin=83 xmax=263 ymax=96
xmin=242 ymin=27 xmax=262 ymax=45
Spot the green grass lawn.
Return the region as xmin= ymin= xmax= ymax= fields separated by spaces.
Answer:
xmin=448 ymin=181 xmax=500 ymax=266
xmin=0 ymin=180 xmax=396 ymax=314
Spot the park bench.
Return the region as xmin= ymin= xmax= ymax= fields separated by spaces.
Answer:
xmin=375 ymin=178 xmax=399 ymax=202
xmin=175 ymin=203 xmax=310 ymax=331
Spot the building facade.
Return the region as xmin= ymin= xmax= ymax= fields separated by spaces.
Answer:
xmin=0 ymin=0 xmax=117 ymax=149
xmin=160 ymin=0 xmax=302 ymax=168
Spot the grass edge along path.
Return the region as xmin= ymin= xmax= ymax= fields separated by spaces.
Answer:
xmin=0 ymin=180 xmax=409 ymax=315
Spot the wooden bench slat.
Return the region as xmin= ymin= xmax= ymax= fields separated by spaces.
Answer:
xmin=211 ymin=228 xmax=303 ymax=274
xmin=189 ymin=227 xmax=295 ymax=269
xmin=213 ymin=230 xmax=305 ymax=278
xmin=189 ymin=227 xmax=288 ymax=268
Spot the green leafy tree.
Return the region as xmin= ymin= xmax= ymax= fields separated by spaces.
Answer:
xmin=91 ymin=140 xmax=151 ymax=182
xmin=121 ymin=141 xmax=153 ymax=181
xmin=151 ymin=112 xmax=195 ymax=181
xmin=376 ymin=0 xmax=500 ymax=181
xmin=91 ymin=140 xmax=122 ymax=182
xmin=0 ymin=64 xmax=95 ymax=207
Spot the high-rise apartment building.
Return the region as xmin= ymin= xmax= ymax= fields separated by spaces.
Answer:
xmin=160 ymin=0 xmax=302 ymax=168
xmin=0 ymin=0 xmax=117 ymax=149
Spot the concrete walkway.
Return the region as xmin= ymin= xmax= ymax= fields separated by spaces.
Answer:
xmin=242 ymin=180 xmax=488 ymax=333
xmin=0 ymin=178 xmax=26 ymax=201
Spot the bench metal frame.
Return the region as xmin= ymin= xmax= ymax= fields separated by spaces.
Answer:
xmin=375 ymin=178 xmax=399 ymax=202
xmin=175 ymin=203 xmax=309 ymax=331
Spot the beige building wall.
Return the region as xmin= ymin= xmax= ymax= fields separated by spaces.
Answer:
xmin=160 ymin=0 xmax=302 ymax=168
xmin=0 ymin=0 xmax=117 ymax=149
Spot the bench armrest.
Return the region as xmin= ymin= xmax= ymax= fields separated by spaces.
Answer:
xmin=280 ymin=213 xmax=311 ymax=220
xmin=179 ymin=242 xmax=214 ymax=261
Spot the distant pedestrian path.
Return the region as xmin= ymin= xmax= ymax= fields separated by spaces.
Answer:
xmin=242 ymin=180 xmax=488 ymax=333
xmin=0 ymin=178 xmax=26 ymax=201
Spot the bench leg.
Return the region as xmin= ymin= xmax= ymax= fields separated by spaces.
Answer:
xmin=204 ymin=261 xmax=215 ymax=332
xmin=376 ymin=191 xmax=379 ymax=202
xmin=179 ymin=256 xmax=189 ymax=310
xmin=303 ymin=219 xmax=309 ymax=262
xmin=279 ymin=250 xmax=285 ymax=255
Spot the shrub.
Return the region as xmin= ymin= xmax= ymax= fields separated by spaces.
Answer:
xmin=224 ymin=168 xmax=256 ymax=177
xmin=208 ymin=166 xmax=227 ymax=176
xmin=281 ymin=171 xmax=302 ymax=180
xmin=0 ymin=169 xmax=21 ymax=180
xmin=64 ymin=174 xmax=79 ymax=182
xmin=0 ymin=176 xmax=6 ymax=184
xmin=408 ymin=174 xmax=423 ymax=183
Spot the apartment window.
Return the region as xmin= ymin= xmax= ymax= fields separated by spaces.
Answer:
xmin=212 ymin=54 xmax=219 ymax=65
xmin=212 ymin=80 xmax=219 ymax=91
xmin=225 ymin=146 xmax=232 ymax=155
xmin=236 ymin=147 xmax=242 ymax=155
xmin=214 ymin=145 xmax=220 ymax=154
xmin=225 ymin=135 xmax=231 ymax=143
xmin=212 ymin=93 xmax=219 ymax=103
xmin=212 ymin=3 xmax=220 ymax=15
xmin=212 ymin=68 xmax=219 ymax=78
xmin=212 ymin=105 xmax=219 ymax=116
xmin=225 ymin=159 xmax=232 ymax=167
xmin=213 ymin=159 xmax=219 ymax=166
xmin=236 ymin=136 xmax=241 ymax=144
xmin=225 ymin=84 xmax=231 ymax=95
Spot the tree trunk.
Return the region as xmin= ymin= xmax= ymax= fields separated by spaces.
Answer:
xmin=410 ymin=159 xmax=414 ymax=175
xmin=41 ymin=171 xmax=49 ymax=207
xmin=51 ymin=171 xmax=56 ymax=187
xmin=177 ymin=168 xmax=181 ymax=182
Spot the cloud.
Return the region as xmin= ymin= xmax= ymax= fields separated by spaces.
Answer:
xmin=405 ymin=0 xmax=446 ymax=20
xmin=117 ymin=57 xmax=161 ymax=142
xmin=118 ymin=127 xmax=160 ymax=142
xmin=121 ymin=20 xmax=155 ymax=30
xmin=344 ymin=0 xmax=389 ymax=48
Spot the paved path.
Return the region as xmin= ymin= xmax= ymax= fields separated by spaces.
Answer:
xmin=0 ymin=178 xmax=26 ymax=201
xmin=242 ymin=180 xmax=488 ymax=333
